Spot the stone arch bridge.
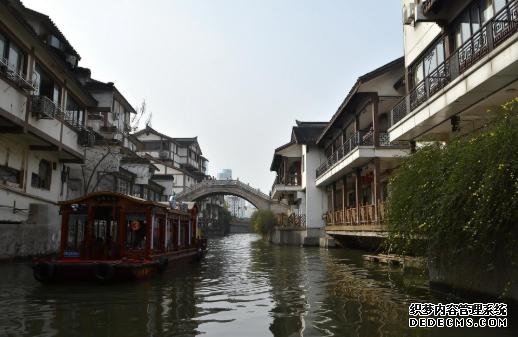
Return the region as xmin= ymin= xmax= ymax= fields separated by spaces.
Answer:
xmin=176 ymin=180 xmax=289 ymax=213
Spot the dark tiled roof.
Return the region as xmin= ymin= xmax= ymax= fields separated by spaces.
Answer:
xmin=21 ymin=6 xmax=80 ymax=58
xmin=173 ymin=137 xmax=197 ymax=145
xmin=292 ymin=123 xmax=327 ymax=145
xmin=2 ymin=0 xmax=97 ymax=106
xmin=316 ymin=57 xmax=404 ymax=145
xmin=133 ymin=126 xmax=176 ymax=142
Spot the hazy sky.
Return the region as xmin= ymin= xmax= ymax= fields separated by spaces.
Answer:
xmin=23 ymin=0 xmax=403 ymax=193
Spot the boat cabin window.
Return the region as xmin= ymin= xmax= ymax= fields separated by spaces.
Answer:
xmin=151 ymin=215 xmax=164 ymax=251
xmin=92 ymin=206 xmax=118 ymax=259
xmin=126 ymin=213 xmax=147 ymax=250
xmin=65 ymin=214 xmax=86 ymax=257
xmin=166 ymin=216 xmax=177 ymax=251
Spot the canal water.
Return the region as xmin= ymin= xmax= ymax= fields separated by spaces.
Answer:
xmin=0 ymin=234 xmax=516 ymax=337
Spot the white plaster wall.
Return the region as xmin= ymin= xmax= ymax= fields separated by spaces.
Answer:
xmin=61 ymin=123 xmax=82 ymax=154
xmin=91 ymin=92 xmax=113 ymax=109
xmin=402 ymin=0 xmax=442 ymax=67
xmin=0 ymin=135 xmax=65 ymax=222
xmin=153 ymin=179 xmax=174 ymax=196
xmin=0 ymin=80 xmax=27 ymax=121
xmin=27 ymin=115 xmax=61 ymax=141
xmin=122 ymin=163 xmax=151 ymax=185
xmin=304 ymin=145 xmax=326 ymax=229
xmin=25 ymin=151 xmax=63 ymax=202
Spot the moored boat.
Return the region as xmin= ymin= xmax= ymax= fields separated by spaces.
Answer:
xmin=33 ymin=192 xmax=207 ymax=283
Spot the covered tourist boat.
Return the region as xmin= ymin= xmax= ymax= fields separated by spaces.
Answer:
xmin=33 ymin=192 xmax=207 ymax=283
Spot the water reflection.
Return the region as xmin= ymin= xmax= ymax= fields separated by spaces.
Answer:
xmin=0 ymin=234 xmax=516 ymax=337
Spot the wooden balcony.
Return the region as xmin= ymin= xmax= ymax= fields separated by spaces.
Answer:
xmin=276 ymin=213 xmax=306 ymax=230
xmin=325 ymin=203 xmax=387 ymax=227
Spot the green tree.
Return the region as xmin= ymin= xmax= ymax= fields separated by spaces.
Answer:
xmin=387 ymin=99 xmax=518 ymax=271
xmin=251 ymin=209 xmax=276 ymax=235
xmin=217 ymin=207 xmax=233 ymax=234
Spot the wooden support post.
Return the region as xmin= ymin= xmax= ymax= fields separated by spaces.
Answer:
xmin=342 ymin=176 xmax=347 ymax=225
xmin=331 ymin=182 xmax=336 ymax=212
xmin=355 ymin=168 xmax=362 ymax=224
xmin=371 ymin=95 xmax=379 ymax=146
xmin=373 ymin=158 xmax=381 ymax=224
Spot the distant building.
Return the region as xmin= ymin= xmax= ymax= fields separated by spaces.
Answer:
xmin=270 ymin=120 xmax=328 ymax=241
xmin=133 ymin=126 xmax=209 ymax=199
xmin=217 ymin=169 xmax=232 ymax=180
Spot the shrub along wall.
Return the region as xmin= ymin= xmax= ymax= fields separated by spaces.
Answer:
xmin=251 ymin=209 xmax=276 ymax=235
xmin=387 ymin=99 xmax=518 ymax=300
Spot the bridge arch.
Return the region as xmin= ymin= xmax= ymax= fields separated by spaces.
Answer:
xmin=176 ymin=180 xmax=289 ymax=214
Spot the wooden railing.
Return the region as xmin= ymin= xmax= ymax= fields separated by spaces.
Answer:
xmin=273 ymin=173 xmax=301 ymax=187
xmin=276 ymin=213 xmax=306 ymax=229
xmin=325 ymin=203 xmax=387 ymax=227
xmin=391 ymin=0 xmax=518 ymax=126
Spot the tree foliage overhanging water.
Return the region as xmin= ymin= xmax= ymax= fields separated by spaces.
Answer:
xmin=387 ymin=99 xmax=518 ymax=272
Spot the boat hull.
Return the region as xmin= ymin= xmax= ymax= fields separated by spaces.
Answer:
xmin=33 ymin=248 xmax=204 ymax=283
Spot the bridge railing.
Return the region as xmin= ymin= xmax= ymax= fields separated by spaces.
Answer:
xmin=176 ymin=179 xmax=272 ymax=200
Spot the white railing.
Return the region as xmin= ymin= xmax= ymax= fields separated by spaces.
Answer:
xmin=0 ymin=57 xmax=36 ymax=92
xmin=176 ymin=179 xmax=271 ymax=200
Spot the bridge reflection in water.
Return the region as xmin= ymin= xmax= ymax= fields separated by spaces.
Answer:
xmin=1 ymin=235 xmax=516 ymax=337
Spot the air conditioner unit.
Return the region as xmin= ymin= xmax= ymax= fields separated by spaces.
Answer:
xmin=414 ymin=2 xmax=428 ymax=22
xmin=403 ymin=2 xmax=415 ymax=25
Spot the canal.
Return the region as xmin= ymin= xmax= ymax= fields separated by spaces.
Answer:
xmin=0 ymin=234 xmax=516 ymax=337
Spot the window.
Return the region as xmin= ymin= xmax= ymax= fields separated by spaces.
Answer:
xmin=347 ymin=191 xmax=356 ymax=208
xmin=31 ymin=159 xmax=52 ymax=190
xmin=143 ymin=141 xmax=162 ymax=151
xmin=125 ymin=213 xmax=147 ymax=250
xmin=65 ymin=214 xmax=86 ymax=256
xmin=362 ymin=185 xmax=372 ymax=205
xmin=0 ymin=32 xmax=27 ymax=84
xmin=409 ymin=38 xmax=445 ymax=89
xmin=166 ymin=218 xmax=175 ymax=251
xmin=65 ymin=95 xmax=84 ymax=127
xmin=92 ymin=207 xmax=118 ymax=259
xmin=118 ymin=178 xmax=128 ymax=194
xmin=0 ymin=33 xmax=6 ymax=59
xmin=0 ymin=165 xmax=20 ymax=184
xmin=7 ymin=42 xmax=23 ymax=74
xmin=33 ymin=65 xmax=61 ymax=106
xmin=452 ymin=0 xmax=511 ymax=49
xmin=151 ymin=216 xmax=163 ymax=251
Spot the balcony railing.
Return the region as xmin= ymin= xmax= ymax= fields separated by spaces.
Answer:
xmin=325 ymin=203 xmax=386 ymax=227
xmin=276 ymin=213 xmax=306 ymax=229
xmin=0 ymin=57 xmax=36 ymax=92
xmin=274 ymin=173 xmax=301 ymax=187
xmin=391 ymin=0 xmax=518 ymax=126
xmin=31 ymin=95 xmax=86 ymax=130
xmin=316 ymin=131 xmax=408 ymax=178
xmin=100 ymin=125 xmax=118 ymax=133
xmin=31 ymin=95 xmax=63 ymax=119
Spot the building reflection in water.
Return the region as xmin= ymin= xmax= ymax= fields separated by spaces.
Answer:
xmin=1 ymin=236 xmax=514 ymax=337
